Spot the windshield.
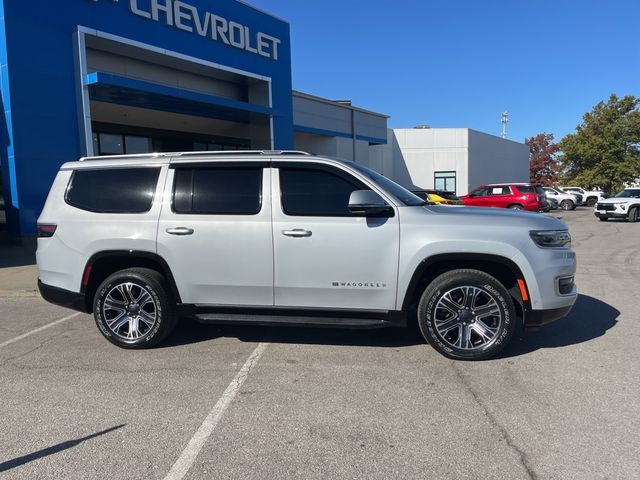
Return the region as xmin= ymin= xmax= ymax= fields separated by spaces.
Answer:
xmin=615 ymin=189 xmax=640 ymax=198
xmin=346 ymin=161 xmax=426 ymax=206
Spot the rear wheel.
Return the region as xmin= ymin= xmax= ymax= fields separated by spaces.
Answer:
xmin=629 ymin=207 xmax=639 ymax=223
xmin=417 ymin=269 xmax=516 ymax=361
xmin=93 ymin=268 xmax=177 ymax=349
xmin=560 ymin=199 xmax=575 ymax=211
xmin=508 ymin=204 xmax=524 ymax=210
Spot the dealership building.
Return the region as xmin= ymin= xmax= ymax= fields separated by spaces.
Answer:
xmin=369 ymin=128 xmax=530 ymax=195
xmin=0 ymin=0 xmax=388 ymax=237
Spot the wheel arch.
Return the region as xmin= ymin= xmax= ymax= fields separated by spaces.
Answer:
xmin=401 ymin=253 xmax=530 ymax=315
xmin=81 ymin=251 xmax=182 ymax=313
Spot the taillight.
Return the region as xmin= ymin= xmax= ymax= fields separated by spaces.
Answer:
xmin=37 ymin=223 xmax=57 ymax=238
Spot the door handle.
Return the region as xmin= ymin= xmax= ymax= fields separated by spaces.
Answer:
xmin=166 ymin=227 xmax=194 ymax=236
xmin=282 ymin=229 xmax=312 ymax=238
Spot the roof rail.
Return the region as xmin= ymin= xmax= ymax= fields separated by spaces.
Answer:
xmin=174 ymin=150 xmax=312 ymax=157
xmin=79 ymin=152 xmax=169 ymax=162
xmin=80 ymin=150 xmax=312 ymax=161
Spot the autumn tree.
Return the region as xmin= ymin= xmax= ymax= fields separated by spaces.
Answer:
xmin=559 ymin=94 xmax=640 ymax=194
xmin=525 ymin=133 xmax=559 ymax=185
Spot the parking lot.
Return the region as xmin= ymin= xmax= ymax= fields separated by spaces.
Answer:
xmin=0 ymin=207 xmax=638 ymax=480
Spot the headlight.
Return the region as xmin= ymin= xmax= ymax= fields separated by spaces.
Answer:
xmin=530 ymin=230 xmax=571 ymax=248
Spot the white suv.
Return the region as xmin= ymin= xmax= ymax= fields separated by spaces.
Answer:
xmin=595 ymin=187 xmax=640 ymax=222
xmin=36 ymin=151 xmax=578 ymax=360
xmin=561 ymin=187 xmax=605 ymax=207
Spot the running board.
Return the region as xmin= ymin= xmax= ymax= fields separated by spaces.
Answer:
xmin=193 ymin=313 xmax=393 ymax=329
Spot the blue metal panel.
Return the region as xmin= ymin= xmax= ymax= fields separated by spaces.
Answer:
xmin=86 ymin=72 xmax=273 ymax=123
xmin=1 ymin=0 xmax=293 ymax=235
xmin=293 ymin=124 xmax=353 ymax=140
xmin=356 ymin=134 xmax=387 ymax=145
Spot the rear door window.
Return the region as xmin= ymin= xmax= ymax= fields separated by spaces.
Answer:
xmin=173 ymin=167 xmax=263 ymax=215
xmin=66 ymin=167 xmax=160 ymax=213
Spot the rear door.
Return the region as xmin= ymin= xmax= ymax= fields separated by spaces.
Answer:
xmin=271 ymin=162 xmax=400 ymax=311
xmin=157 ymin=160 xmax=273 ymax=305
xmin=488 ymin=185 xmax=513 ymax=208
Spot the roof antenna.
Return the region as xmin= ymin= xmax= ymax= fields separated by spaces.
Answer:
xmin=501 ymin=111 xmax=509 ymax=139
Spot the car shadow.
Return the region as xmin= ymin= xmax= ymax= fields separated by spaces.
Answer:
xmin=162 ymin=295 xmax=618 ymax=357
xmin=498 ymin=294 xmax=619 ymax=359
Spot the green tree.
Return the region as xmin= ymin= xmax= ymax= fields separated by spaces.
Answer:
xmin=559 ymin=94 xmax=640 ymax=194
xmin=526 ymin=133 xmax=560 ymax=185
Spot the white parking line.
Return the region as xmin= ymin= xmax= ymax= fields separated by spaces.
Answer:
xmin=164 ymin=342 xmax=269 ymax=480
xmin=0 ymin=312 xmax=82 ymax=349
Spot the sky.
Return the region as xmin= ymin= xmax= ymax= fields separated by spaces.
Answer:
xmin=248 ymin=0 xmax=640 ymax=143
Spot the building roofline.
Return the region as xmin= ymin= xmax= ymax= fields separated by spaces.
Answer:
xmin=234 ymin=1 xmax=290 ymax=24
xmin=293 ymin=90 xmax=390 ymax=119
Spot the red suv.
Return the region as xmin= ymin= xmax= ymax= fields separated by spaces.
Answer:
xmin=460 ymin=183 xmax=545 ymax=211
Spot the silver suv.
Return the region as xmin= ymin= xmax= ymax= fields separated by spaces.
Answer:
xmin=36 ymin=151 xmax=577 ymax=360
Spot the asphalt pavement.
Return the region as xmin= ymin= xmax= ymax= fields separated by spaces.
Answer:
xmin=0 ymin=208 xmax=638 ymax=479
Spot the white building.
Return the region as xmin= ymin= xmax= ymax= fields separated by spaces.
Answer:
xmin=367 ymin=128 xmax=531 ymax=195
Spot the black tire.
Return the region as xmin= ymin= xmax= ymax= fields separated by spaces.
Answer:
xmin=599 ymin=217 xmax=608 ymax=222
xmin=417 ymin=269 xmax=516 ymax=361
xmin=93 ymin=268 xmax=177 ymax=349
xmin=560 ymin=199 xmax=574 ymax=211
xmin=508 ymin=204 xmax=524 ymax=210
xmin=629 ymin=207 xmax=639 ymax=223
xmin=587 ymin=197 xmax=597 ymax=207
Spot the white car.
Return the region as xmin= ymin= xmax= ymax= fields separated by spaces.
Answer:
xmin=594 ymin=188 xmax=640 ymax=222
xmin=561 ymin=187 xmax=605 ymax=207
xmin=543 ymin=187 xmax=579 ymax=210
xmin=35 ymin=150 xmax=577 ymax=361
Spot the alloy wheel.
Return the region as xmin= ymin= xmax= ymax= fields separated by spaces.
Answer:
xmin=102 ymin=282 xmax=158 ymax=341
xmin=433 ymin=286 xmax=503 ymax=350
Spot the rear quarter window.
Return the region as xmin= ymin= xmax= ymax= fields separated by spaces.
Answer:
xmin=516 ymin=185 xmax=535 ymax=194
xmin=65 ymin=167 xmax=161 ymax=213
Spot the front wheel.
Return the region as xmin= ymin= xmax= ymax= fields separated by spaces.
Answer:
xmin=93 ymin=268 xmax=177 ymax=349
xmin=629 ymin=207 xmax=638 ymax=223
xmin=599 ymin=217 xmax=608 ymax=222
xmin=587 ymin=198 xmax=598 ymax=207
xmin=560 ymin=199 xmax=575 ymax=211
xmin=417 ymin=269 xmax=516 ymax=360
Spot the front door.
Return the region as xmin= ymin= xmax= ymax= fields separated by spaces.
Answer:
xmin=271 ymin=162 xmax=400 ymax=311
xmin=157 ymin=161 xmax=273 ymax=305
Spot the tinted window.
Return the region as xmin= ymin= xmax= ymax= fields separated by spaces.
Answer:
xmin=472 ymin=188 xmax=490 ymax=197
xmin=66 ymin=168 xmax=160 ymax=213
xmin=173 ymin=167 xmax=262 ymax=215
xmin=516 ymin=185 xmax=534 ymax=194
xmin=615 ymin=189 xmax=640 ymax=198
xmin=280 ymin=167 xmax=368 ymax=216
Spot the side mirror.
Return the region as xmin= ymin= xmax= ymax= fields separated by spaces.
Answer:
xmin=348 ymin=190 xmax=394 ymax=217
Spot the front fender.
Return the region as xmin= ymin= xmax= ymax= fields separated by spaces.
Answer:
xmin=396 ymin=240 xmax=537 ymax=310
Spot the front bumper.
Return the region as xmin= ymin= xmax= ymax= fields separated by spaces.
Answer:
xmin=524 ymin=305 xmax=573 ymax=328
xmin=38 ymin=280 xmax=89 ymax=313
xmin=594 ymin=211 xmax=627 ymax=219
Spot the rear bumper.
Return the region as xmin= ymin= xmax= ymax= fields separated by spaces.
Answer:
xmin=524 ymin=305 xmax=573 ymax=328
xmin=38 ymin=280 xmax=89 ymax=313
xmin=594 ymin=211 xmax=626 ymax=219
